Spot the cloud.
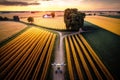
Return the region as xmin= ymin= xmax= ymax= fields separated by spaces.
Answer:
xmin=0 ymin=0 xmax=40 ymax=6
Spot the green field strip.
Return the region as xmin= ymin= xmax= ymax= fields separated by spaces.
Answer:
xmin=65 ymin=38 xmax=75 ymax=80
xmin=79 ymin=34 xmax=114 ymax=80
xmin=4 ymin=30 xmax=46 ymax=79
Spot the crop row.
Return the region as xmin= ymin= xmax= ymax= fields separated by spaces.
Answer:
xmin=65 ymin=34 xmax=114 ymax=80
xmin=0 ymin=27 xmax=56 ymax=80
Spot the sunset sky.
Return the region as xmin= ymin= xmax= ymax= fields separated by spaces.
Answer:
xmin=0 ymin=0 xmax=120 ymax=11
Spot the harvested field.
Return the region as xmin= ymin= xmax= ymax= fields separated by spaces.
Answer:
xmin=0 ymin=12 xmax=66 ymax=30
xmin=0 ymin=21 xmax=27 ymax=42
xmin=85 ymin=16 xmax=120 ymax=35
xmin=21 ymin=17 xmax=66 ymax=30
xmin=0 ymin=27 xmax=56 ymax=80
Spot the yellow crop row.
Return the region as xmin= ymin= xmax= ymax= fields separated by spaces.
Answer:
xmin=72 ymin=35 xmax=93 ymax=80
xmin=68 ymin=36 xmax=84 ymax=80
xmin=79 ymin=34 xmax=114 ymax=80
xmin=75 ymin=35 xmax=102 ymax=80
xmin=0 ymin=28 xmax=35 ymax=55
xmin=65 ymin=37 xmax=74 ymax=80
xmin=5 ymin=30 xmax=47 ymax=79
xmin=65 ymin=34 xmax=114 ymax=80
xmin=31 ymin=32 xmax=52 ymax=80
xmin=41 ymin=34 xmax=56 ymax=80
xmin=85 ymin=16 xmax=120 ymax=35
xmin=14 ymin=30 xmax=50 ymax=80
xmin=0 ymin=27 xmax=56 ymax=80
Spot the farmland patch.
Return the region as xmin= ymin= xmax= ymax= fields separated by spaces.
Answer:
xmin=0 ymin=21 xmax=27 ymax=42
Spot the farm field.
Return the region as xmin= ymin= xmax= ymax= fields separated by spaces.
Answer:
xmin=0 ymin=27 xmax=56 ymax=80
xmin=0 ymin=14 xmax=120 ymax=80
xmin=0 ymin=12 xmax=66 ymax=30
xmin=85 ymin=16 xmax=120 ymax=35
xmin=0 ymin=21 xmax=27 ymax=42
xmin=102 ymin=15 xmax=120 ymax=19
xmin=82 ymin=21 xmax=120 ymax=80
xmin=21 ymin=17 xmax=66 ymax=30
xmin=65 ymin=34 xmax=114 ymax=80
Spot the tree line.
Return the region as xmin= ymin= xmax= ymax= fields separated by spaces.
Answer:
xmin=0 ymin=16 xmax=20 ymax=21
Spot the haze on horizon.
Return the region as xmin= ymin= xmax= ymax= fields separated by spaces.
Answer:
xmin=0 ymin=0 xmax=120 ymax=11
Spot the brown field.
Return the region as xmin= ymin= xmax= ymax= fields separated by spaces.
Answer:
xmin=0 ymin=21 xmax=27 ymax=42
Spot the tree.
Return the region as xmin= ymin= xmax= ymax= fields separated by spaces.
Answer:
xmin=51 ymin=12 xmax=55 ymax=18
xmin=0 ymin=16 xmax=3 ymax=21
xmin=77 ymin=12 xmax=86 ymax=28
xmin=64 ymin=8 xmax=86 ymax=31
xmin=3 ymin=17 xmax=9 ymax=21
xmin=64 ymin=8 xmax=71 ymax=29
xmin=27 ymin=17 xmax=34 ymax=24
xmin=13 ymin=16 xmax=20 ymax=21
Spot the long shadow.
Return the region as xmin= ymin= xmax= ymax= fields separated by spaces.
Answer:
xmin=82 ymin=21 xmax=120 ymax=80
